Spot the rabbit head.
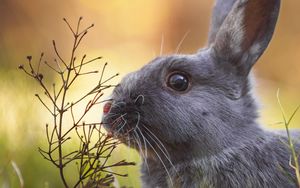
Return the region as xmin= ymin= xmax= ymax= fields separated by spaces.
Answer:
xmin=102 ymin=0 xmax=281 ymax=161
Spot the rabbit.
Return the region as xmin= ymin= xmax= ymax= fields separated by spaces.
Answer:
xmin=102 ymin=0 xmax=299 ymax=187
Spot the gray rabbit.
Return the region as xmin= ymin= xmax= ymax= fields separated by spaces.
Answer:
xmin=103 ymin=0 xmax=299 ymax=187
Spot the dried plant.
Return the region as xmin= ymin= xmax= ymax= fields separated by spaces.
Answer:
xmin=18 ymin=17 xmax=135 ymax=188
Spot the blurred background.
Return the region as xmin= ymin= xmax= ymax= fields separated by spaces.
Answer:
xmin=0 ymin=0 xmax=299 ymax=187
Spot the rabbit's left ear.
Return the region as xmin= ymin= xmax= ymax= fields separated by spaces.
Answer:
xmin=211 ymin=0 xmax=280 ymax=76
xmin=208 ymin=0 xmax=237 ymax=45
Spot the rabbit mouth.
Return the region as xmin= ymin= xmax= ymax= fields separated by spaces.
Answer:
xmin=102 ymin=101 xmax=143 ymax=137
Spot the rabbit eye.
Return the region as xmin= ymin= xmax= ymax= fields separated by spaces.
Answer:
xmin=167 ymin=73 xmax=189 ymax=91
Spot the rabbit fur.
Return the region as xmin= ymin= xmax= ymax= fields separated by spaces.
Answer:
xmin=103 ymin=0 xmax=299 ymax=187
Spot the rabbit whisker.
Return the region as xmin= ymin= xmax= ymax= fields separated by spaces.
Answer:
xmin=109 ymin=113 xmax=126 ymax=128
xmin=145 ymin=138 xmax=174 ymax=187
xmin=136 ymin=126 xmax=148 ymax=160
xmin=105 ymin=115 xmax=121 ymax=128
xmin=115 ymin=115 xmax=128 ymax=134
xmin=133 ymin=130 xmax=148 ymax=166
xmin=134 ymin=111 xmax=141 ymax=130
xmin=111 ymin=101 xmax=126 ymax=109
xmin=142 ymin=128 xmax=178 ymax=177
xmin=133 ymin=130 xmax=151 ymax=174
xmin=127 ymin=134 xmax=131 ymax=151
xmin=136 ymin=127 xmax=150 ymax=173
xmin=175 ymin=30 xmax=190 ymax=54
xmin=104 ymin=113 xmax=120 ymax=119
xmin=141 ymin=125 xmax=171 ymax=159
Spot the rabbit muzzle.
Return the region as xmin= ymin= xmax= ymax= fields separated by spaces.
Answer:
xmin=102 ymin=97 xmax=143 ymax=138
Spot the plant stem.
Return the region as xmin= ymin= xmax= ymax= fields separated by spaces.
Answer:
xmin=285 ymin=124 xmax=300 ymax=187
xmin=57 ymin=23 xmax=80 ymax=188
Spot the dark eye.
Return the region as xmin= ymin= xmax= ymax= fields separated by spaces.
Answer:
xmin=167 ymin=73 xmax=189 ymax=91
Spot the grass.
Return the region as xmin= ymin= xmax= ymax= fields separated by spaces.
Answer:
xmin=277 ymin=89 xmax=300 ymax=187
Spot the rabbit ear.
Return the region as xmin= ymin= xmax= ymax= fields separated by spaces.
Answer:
xmin=208 ymin=0 xmax=237 ymax=45
xmin=212 ymin=0 xmax=280 ymax=76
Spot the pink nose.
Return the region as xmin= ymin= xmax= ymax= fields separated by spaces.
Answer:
xmin=103 ymin=102 xmax=112 ymax=114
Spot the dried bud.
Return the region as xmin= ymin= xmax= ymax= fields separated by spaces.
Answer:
xmin=38 ymin=73 xmax=44 ymax=80
xmin=27 ymin=56 xmax=32 ymax=61
xmin=18 ymin=64 xmax=24 ymax=69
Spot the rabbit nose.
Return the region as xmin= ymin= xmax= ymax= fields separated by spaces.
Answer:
xmin=103 ymin=102 xmax=112 ymax=114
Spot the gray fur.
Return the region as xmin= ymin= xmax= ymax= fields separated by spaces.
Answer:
xmin=102 ymin=0 xmax=299 ymax=187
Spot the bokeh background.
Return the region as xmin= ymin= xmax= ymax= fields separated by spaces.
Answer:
xmin=0 ymin=0 xmax=299 ymax=187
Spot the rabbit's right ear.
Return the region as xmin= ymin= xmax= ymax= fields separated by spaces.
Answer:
xmin=211 ymin=0 xmax=280 ymax=76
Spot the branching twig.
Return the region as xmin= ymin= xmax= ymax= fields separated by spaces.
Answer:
xmin=19 ymin=17 xmax=135 ymax=188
